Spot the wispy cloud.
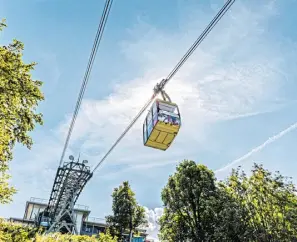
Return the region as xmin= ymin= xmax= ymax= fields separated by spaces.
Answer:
xmin=215 ymin=121 xmax=297 ymax=174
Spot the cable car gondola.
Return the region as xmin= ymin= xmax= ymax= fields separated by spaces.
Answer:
xmin=35 ymin=210 xmax=51 ymax=229
xmin=143 ymin=91 xmax=181 ymax=151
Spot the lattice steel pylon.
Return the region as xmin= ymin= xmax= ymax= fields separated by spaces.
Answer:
xmin=44 ymin=156 xmax=92 ymax=234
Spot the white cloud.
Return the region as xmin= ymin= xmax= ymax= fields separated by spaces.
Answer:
xmin=143 ymin=207 xmax=163 ymax=241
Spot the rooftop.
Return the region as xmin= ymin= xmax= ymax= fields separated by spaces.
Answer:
xmin=29 ymin=197 xmax=89 ymax=211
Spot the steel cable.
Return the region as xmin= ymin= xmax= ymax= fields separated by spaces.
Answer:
xmin=59 ymin=0 xmax=113 ymax=166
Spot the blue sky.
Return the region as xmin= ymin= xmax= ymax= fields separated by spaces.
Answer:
xmin=1 ymin=0 xmax=297 ymax=239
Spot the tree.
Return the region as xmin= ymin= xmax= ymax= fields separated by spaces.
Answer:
xmin=211 ymin=182 xmax=252 ymax=241
xmin=106 ymin=181 xmax=147 ymax=241
xmin=0 ymin=19 xmax=44 ymax=203
xmin=223 ymin=164 xmax=297 ymax=241
xmin=158 ymin=160 xmax=258 ymax=242
xmin=159 ymin=160 xmax=222 ymax=241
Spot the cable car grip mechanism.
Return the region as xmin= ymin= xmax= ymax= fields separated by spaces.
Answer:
xmin=153 ymin=79 xmax=172 ymax=102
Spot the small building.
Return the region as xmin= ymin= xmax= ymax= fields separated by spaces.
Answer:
xmin=8 ymin=197 xmax=148 ymax=240
xmin=80 ymin=216 xmax=107 ymax=236
xmin=21 ymin=197 xmax=91 ymax=233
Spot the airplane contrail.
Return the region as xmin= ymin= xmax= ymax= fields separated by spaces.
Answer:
xmin=215 ymin=121 xmax=297 ymax=174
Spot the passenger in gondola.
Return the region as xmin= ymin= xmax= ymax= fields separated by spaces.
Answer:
xmin=172 ymin=116 xmax=179 ymax=125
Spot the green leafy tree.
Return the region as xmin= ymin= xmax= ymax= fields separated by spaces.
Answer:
xmin=0 ymin=19 xmax=44 ymax=203
xmin=223 ymin=164 xmax=297 ymax=241
xmin=106 ymin=181 xmax=147 ymax=241
xmin=159 ymin=160 xmax=253 ymax=242
xmin=211 ymin=183 xmax=252 ymax=241
xmin=159 ymin=160 xmax=220 ymax=241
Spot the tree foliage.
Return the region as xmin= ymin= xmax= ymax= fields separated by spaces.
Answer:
xmin=222 ymin=164 xmax=297 ymax=241
xmin=0 ymin=218 xmax=40 ymax=242
xmin=35 ymin=231 xmax=117 ymax=242
xmin=106 ymin=181 xmax=147 ymax=241
xmin=159 ymin=160 xmax=230 ymax=241
xmin=159 ymin=160 xmax=297 ymax=242
xmin=0 ymin=218 xmax=117 ymax=242
xmin=0 ymin=18 xmax=44 ymax=203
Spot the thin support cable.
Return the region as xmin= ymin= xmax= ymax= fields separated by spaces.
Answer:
xmin=91 ymin=94 xmax=156 ymax=173
xmin=59 ymin=0 xmax=113 ymax=167
xmin=162 ymin=0 xmax=235 ymax=89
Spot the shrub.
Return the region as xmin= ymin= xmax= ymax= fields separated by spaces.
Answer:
xmin=0 ymin=218 xmax=117 ymax=242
